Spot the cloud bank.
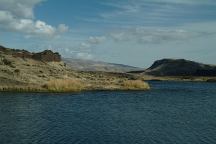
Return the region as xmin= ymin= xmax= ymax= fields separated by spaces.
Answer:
xmin=0 ymin=0 xmax=69 ymax=37
xmin=110 ymin=28 xmax=195 ymax=44
xmin=79 ymin=26 xmax=206 ymax=48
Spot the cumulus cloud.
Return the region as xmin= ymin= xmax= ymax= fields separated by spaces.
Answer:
xmin=0 ymin=0 xmax=69 ymax=37
xmin=60 ymin=36 xmax=106 ymax=60
xmin=77 ymin=36 xmax=107 ymax=49
xmin=0 ymin=0 xmax=44 ymax=19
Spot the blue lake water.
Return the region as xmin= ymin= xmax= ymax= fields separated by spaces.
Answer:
xmin=0 ymin=81 xmax=216 ymax=144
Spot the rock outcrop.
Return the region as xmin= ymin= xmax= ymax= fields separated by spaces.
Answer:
xmin=32 ymin=50 xmax=61 ymax=62
xmin=145 ymin=59 xmax=216 ymax=76
xmin=0 ymin=45 xmax=61 ymax=62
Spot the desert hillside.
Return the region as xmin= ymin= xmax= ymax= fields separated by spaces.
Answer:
xmin=63 ymin=58 xmax=143 ymax=72
xmin=0 ymin=45 xmax=150 ymax=92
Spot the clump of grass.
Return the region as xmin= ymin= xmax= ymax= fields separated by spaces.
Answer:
xmin=0 ymin=85 xmax=45 ymax=92
xmin=2 ymin=58 xmax=12 ymax=66
xmin=43 ymin=79 xmax=84 ymax=92
xmin=121 ymin=80 xmax=150 ymax=90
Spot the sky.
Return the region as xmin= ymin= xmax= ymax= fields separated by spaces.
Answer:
xmin=0 ymin=0 xmax=216 ymax=67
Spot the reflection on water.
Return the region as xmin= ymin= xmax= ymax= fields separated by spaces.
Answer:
xmin=0 ymin=81 xmax=216 ymax=144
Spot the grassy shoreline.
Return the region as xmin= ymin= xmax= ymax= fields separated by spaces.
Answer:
xmin=1 ymin=75 xmax=216 ymax=93
xmin=0 ymin=86 xmax=151 ymax=93
xmin=0 ymin=79 xmax=150 ymax=93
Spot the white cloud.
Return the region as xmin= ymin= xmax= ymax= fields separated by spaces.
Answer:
xmin=98 ymin=0 xmax=216 ymax=27
xmin=88 ymin=36 xmax=106 ymax=44
xmin=67 ymin=27 xmax=194 ymax=61
xmin=77 ymin=36 xmax=107 ymax=50
xmin=70 ymin=25 xmax=215 ymax=60
xmin=0 ymin=0 xmax=69 ymax=37
xmin=0 ymin=0 xmax=44 ymax=19
xmin=66 ymin=26 xmax=205 ymax=60
xmin=80 ymin=42 xmax=91 ymax=49
xmin=109 ymin=28 xmax=191 ymax=43
xmin=57 ymin=36 xmax=107 ymax=60
xmin=57 ymin=24 xmax=69 ymax=33
xmin=148 ymin=0 xmax=215 ymax=5
xmin=110 ymin=32 xmax=128 ymax=41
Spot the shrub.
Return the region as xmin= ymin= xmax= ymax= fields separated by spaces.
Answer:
xmin=122 ymin=80 xmax=150 ymax=90
xmin=14 ymin=69 xmax=20 ymax=73
xmin=44 ymin=79 xmax=84 ymax=92
xmin=2 ymin=58 xmax=12 ymax=66
xmin=0 ymin=85 xmax=44 ymax=92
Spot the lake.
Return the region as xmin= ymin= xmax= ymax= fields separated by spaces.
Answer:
xmin=0 ymin=81 xmax=216 ymax=144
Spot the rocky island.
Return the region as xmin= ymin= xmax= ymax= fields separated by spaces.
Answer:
xmin=0 ymin=45 xmax=150 ymax=92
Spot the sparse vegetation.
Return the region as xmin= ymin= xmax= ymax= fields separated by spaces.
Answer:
xmin=121 ymin=80 xmax=150 ymax=90
xmin=2 ymin=58 xmax=12 ymax=65
xmin=14 ymin=69 xmax=20 ymax=73
xmin=43 ymin=79 xmax=85 ymax=92
xmin=206 ymin=79 xmax=216 ymax=82
xmin=0 ymin=47 xmax=151 ymax=92
xmin=0 ymin=85 xmax=45 ymax=92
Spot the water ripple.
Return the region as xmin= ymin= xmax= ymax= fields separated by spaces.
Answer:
xmin=0 ymin=81 xmax=216 ymax=144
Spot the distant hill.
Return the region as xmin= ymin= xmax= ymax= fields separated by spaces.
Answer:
xmin=143 ymin=59 xmax=216 ymax=76
xmin=63 ymin=58 xmax=143 ymax=72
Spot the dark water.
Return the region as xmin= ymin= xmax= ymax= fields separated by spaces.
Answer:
xmin=0 ymin=81 xmax=216 ymax=144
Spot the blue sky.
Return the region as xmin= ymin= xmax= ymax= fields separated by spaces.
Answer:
xmin=0 ymin=0 xmax=216 ymax=67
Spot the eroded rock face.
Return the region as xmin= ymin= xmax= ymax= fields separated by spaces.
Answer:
xmin=32 ymin=50 xmax=61 ymax=62
xmin=12 ymin=51 xmax=33 ymax=59
xmin=0 ymin=45 xmax=61 ymax=62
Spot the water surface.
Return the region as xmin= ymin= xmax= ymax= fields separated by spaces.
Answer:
xmin=0 ymin=81 xmax=216 ymax=144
